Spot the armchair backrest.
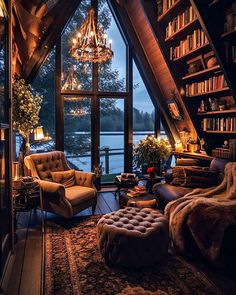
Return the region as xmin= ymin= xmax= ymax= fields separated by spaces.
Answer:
xmin=24 ymin=151 xmax=71 ymax=180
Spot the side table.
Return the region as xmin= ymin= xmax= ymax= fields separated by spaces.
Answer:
xmin=114 ymin=179 xmax=138 ymax=198
xmin=12 ymin=178 xmax=44 ymax=234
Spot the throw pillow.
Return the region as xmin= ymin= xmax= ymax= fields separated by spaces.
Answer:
xmin=170 ymin=166 xmax=185 ymax=186
xmin=181 ymin=167 xmax=218 ymax=188
xmin=51 ymin=169 xmax=75 ymax=188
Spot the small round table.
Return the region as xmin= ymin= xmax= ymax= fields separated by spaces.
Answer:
xmin=114 ymin=179 xmax=138 ymax=198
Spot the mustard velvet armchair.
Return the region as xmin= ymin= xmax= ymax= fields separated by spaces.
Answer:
xmin=24 ymin=151 xmax=97 ymax=219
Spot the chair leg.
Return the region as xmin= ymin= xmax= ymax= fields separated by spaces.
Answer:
xmin=92 ymin=204 xmax=96 ymax=215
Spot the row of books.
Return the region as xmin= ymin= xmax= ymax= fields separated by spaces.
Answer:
xmin=161 ymin=0 xmax=179 ymax=14
xmin=185 ymin=75 xmax=227 ymax=96
xmin=211 ymin=139 xmax=236 ymax=160
xmin=170 ymin=29 xmax=208 ymax=60
xmin=202 ymin=117 xmax=236 ymax=132
xmin=211 ymin=148 xmax=230 ymax=159
xmin=165 ymin=6 xmax=197 ymax=39
xmin=229 ymin=139 xmax=236 ymax=160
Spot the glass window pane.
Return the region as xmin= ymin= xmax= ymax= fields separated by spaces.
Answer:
xmin=32 ymin=48 xmax=56 ymax=153
xmin=98 ymin=0 xmax=126 ymax=92
xmin=61 ymin=0 xmax=92 ymax=91
xmin=133 ymin=60 xmax=155 ymax=144
xmin=100 ymin=98 xmax=124 ymax=182
xmin=64 ymin=96 xmax=91 ymax=171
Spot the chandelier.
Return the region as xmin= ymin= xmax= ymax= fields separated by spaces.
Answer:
xmin=70 ymin=8 xmax=113 ymax=63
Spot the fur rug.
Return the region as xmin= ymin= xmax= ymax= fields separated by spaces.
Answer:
xmin=165 ymin=162 xmax=236 ymax=262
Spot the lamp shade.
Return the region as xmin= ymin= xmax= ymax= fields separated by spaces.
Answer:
xmin=34 ymin=126 xmax=44 ymax=141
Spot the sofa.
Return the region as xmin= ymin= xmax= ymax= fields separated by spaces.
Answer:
xmin=24 ymin=151 xmax=97 ymax=218
xmin=153 ymin=157 xmax=230 ymax=209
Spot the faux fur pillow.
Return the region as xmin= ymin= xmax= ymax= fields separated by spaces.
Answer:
xmin=170 ymin=166 xmax=185 ymax=186
xmin=181 ymin=167 xmax=218 ymax=188
xmin=51 ymin=169 xmax=75 ymax=188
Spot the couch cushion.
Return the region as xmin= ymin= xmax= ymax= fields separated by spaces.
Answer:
xmin=181 ymin=167 xmax=218 ymax=188
xmin=153 ymin=183 xmax=190 ymax=206
xmin=51 ymin=169 xmax=75 ymax=188
xmin=65 ymin=186 xmax=96 ymax=206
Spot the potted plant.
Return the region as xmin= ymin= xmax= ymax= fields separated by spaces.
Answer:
xmin=133 ymin=135 xmax=172 ymax=174
xmin=12 ymin=78 xmax=42 ymax=156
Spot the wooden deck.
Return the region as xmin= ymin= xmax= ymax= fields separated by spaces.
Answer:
xmin=5 ymin=190 xmax=236 ymax=295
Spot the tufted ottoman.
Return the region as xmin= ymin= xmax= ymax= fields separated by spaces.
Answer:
xmin=97 ymin=207 xmax=169 ymax=267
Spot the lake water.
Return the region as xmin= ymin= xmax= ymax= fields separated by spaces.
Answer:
xmin=67 ymin=131 xmax=167 ymax=174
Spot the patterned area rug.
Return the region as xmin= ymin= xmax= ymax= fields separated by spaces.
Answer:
xmin=44 ymin=215 xmax=224 ymax=295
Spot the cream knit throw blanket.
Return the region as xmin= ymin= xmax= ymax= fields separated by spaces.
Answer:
xmin=165 ymin=162 xmax=236 ymax=262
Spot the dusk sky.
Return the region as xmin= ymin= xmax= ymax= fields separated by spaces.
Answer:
xmin=106 ymin=12 xmax=154 ymax=114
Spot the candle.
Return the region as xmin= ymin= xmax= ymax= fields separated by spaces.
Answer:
xmin=175 ymin=141 xmax=183 ymax=153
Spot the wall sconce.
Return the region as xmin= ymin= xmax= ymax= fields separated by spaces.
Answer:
xmin=12 ymin=161 xmax=20 ymax=180
xmin=0 ymin=0 xmax=8 ymax=18
xmin=34 ymin=126 xmax=44 ymax=141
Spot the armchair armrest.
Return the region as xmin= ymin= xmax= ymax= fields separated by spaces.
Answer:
xmin=75 ymin=171 xmax=96 ymax=188
xmin=38 ymin=179 xmax=65 ymax=198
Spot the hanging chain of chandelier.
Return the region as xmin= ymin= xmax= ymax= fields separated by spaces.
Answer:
xmin=70 ymin=8 xmax=113 ymax=63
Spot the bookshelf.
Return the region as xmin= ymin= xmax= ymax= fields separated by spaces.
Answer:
xmin=156 ymin=0 xmax=236 ymax=160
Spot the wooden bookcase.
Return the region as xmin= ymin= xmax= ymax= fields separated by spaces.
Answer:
xmin=155 ymin=0 xmax=236 ymax=159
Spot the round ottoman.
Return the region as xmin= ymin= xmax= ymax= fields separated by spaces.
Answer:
xmin=97 ymin=207 xmax=169 ymax=267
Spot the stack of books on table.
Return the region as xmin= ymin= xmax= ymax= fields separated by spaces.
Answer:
xmin=115 ymin=173 xmax=137 ymax=183
xmin=127 ymin=185 xmax=147 ymax=198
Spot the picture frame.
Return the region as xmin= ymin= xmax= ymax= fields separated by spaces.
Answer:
xmin=167 ymin=99 xmax=182 ymax=120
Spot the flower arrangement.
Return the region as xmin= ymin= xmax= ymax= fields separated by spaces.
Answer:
xmin=133 ymin=135 xmax=172 ymax=171
xmin=12 ymin=78 xmax=42 ymax=138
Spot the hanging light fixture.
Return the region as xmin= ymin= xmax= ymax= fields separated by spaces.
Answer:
xmin=62 ymin=65 xmax=82 ymax=90
xmin=70 ymin=8 xmax=113 ymax=63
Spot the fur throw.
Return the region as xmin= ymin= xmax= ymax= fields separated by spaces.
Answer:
xmin=165 ymin=162 xmax=236 ymax=262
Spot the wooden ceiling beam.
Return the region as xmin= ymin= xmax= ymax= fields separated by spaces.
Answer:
xmin=22 ymin=0 xmax=82 ymax=83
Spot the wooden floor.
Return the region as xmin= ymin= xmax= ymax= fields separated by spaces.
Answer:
xmin=5 ymin=190 xmax=236 ymax=295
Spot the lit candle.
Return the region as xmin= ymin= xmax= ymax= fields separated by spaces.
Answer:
xmin=109 ymin=39 xmax=112 ymax=49
xmin=175 ymin=141 xmax=183 ymax=152
xmin=103 ymin=34 xmax=107 ymax=45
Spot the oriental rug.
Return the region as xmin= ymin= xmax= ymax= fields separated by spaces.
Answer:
xmin=44 ymin=215 xmax=224 ymax=295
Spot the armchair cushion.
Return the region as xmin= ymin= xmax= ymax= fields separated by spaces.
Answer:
xmin=65 ymin=186 xmax=96 ymax=206
xmin=75 ymin=171 xmax=96 ymax=188
xmin=51 ymin=169 xmax=75 ymax=188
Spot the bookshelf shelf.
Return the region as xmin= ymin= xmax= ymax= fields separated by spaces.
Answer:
xmin=165 ymin=18 xmax=198 ymax=42
xmin=204 ymin=131 xmax=236 ymax=134
xmin=197 ymin=109 xmax=236 ymax=116
xmin=182 ymin=65 xmax=221 ymax=81
xmin=221 ymin=29 xmax=236 ymax=40
xmin=173 ymin=43 xmax=210 ymax=61
xmin=208 ymin=0 xmax=222 ymax=7
xmin=186 ymin=87 xmax=230 ymax=98
xmin=157 ymin=0 xmax=181 ymax=22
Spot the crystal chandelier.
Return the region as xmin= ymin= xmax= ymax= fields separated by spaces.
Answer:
xmin=70 ymin=8 xmax=113 ymax=63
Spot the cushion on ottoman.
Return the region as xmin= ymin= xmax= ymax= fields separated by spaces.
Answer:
xmin=97 ymin=207 xmax=169 ymax=267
